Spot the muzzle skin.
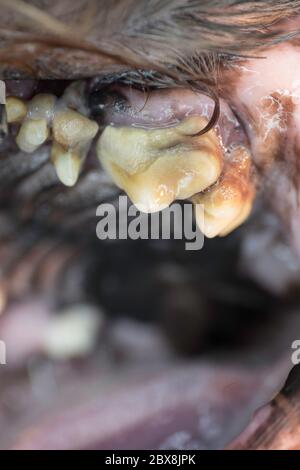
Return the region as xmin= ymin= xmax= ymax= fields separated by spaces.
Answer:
xmin=221 ymin=40 xmax=300 ymax=256
xmin=1 ymin=0 xmax=300 ymax=452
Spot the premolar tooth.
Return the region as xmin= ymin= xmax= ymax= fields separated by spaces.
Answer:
xmin=5 ymin=97 xmax=27 ymax=123
xmin=53 ymin=109 xmax=99 ymax=148
xmin=192 ymin=146 xmax=255 ymax=238
xmin=16 ymin=118 xmax=49 ymax=153
xmin=51 ymin=141 xmax=85 ymax=187
xmin=97 ymin=117 xmax=223 ymax=213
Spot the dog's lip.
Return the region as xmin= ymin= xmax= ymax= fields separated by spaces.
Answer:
xmin=91 ymin=84 xmax=249 ymax=152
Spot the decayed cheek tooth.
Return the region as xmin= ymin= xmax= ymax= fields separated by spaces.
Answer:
xmin=96 ymin=117 xmax=223 ymax=213
xmin=51 ymin=141 xmax=86 ymax=187
xmin=5 ymin=97 xmax=27 ymax=123
xmin=53 ymin=109 xmax=99 ymax=148
xmin=192 ymin=179 xmax=252 ymax=238
xmin=0 ymin=104 xmax=8 ymax=138
xmin=16 ymin=118 xmax=49 ymax=153
xmin=192 ymin=146 xmax=255 ymax=238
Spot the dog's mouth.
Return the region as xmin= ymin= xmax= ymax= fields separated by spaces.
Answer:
xmin=0 ymin=76 xmax=299 ymax=451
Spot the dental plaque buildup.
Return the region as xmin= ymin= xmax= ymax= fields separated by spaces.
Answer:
xmin=6 ymin=88 xmax=255 ymax=237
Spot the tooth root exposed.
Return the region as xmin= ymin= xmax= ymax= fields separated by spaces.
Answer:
xmin=5 ymin=97 xmax=27 ymax=123
xmin=192 ymin=146 xmax=255 ymax=238
xmin=97 ymin=117 xmax=223 ymax=213
xmin=16 ymin=118 xmax=49 ymax=153
xmin=53 ymin=109 xmax=99 ymax=149
xmin=51 ymin=141 xmax=84 ymax=187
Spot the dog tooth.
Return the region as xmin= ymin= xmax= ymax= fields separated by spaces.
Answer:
xmin=192 ymin=146 xmax=255 ymax=238
xmin=60 ymin=81 xmax=88 ymax=115
xmin=219 ymin=197 xmax=253 ymax=236
xmin=97 ymin=117 xmax=223 ymax=213
xmin=51 ymin=141 xmax=84 ymax=187
xmin=192 ymin=181 xmax=244 ymax=238
xmin=53 ymin=109 xmax=99 ymax=148
xmin=5 ymin=97 xmax=27 ymax=123
xmin=16 ymin=118 xmax=49 ymax=153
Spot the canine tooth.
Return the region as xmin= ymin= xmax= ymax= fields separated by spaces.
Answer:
xmin=5 ymin=97 xmax=27 ymax=123
xmin=53 ymin=109 xmax=99 ymax=148
xmin=192 ymin=180 xmax=245 ymax=238
xmin=51 ymin=141 xmax=83 ymax=187
xmin=192 ymin=146 xmax=255 ymax=238
xmin=16 ymin=118 xmax=49 ymax=153
xmin=97 ymin=117 xmax=223 ymax=213
xmin=28 ymin=93 xmax=56 ymax=123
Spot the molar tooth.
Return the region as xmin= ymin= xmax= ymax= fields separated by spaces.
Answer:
xmin=5 ymin=97 xmax=27 ymax=123
xmin=219 ymin=198 xmax=252 ymax=236
xmin=192 ymin=179 xmax=246 ymax=238
xmin=51 ymin=141 xmax=84 ymax=187
xmin=53 ymin=109 xmax=99 ymax=148
xmin=192 ymin=146 xmax=255 ymax=238
xmin=0 ymin=104 xmax=8 ymax=138
xmin=16 ymin=118 xmax=49 ymax=153
xmin=97 ymin=117 xmax=223 ymax=213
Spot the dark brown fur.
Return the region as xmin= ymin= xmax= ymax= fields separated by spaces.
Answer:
xmin=1 ymin=0 xmax=300 ymax=82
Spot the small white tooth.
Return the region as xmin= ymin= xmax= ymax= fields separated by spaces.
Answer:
xmin=97 ymin=117 xmax=223 ymax=213
xmin=5 ymin=97 xmax=27 ymax=123
xmin=28 ymin=93 xmax=56 ymax=123
xmin=51 ymin=141 xmax=84 ymax=187
xmin=193 ymin=196 xmax=242 ymax=238
xmin=16 ymin=118 xmax=49 ymax=153
xmin=53 ymin=109 xmax=99 ymax=148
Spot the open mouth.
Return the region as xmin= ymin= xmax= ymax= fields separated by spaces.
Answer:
xmin=1 ymin=77 xmax=255 ymax=236
xmin=0 ymin=76 xmax=299 ymax=451
xmin=1 ymin=0 xmax=300 ymax=452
